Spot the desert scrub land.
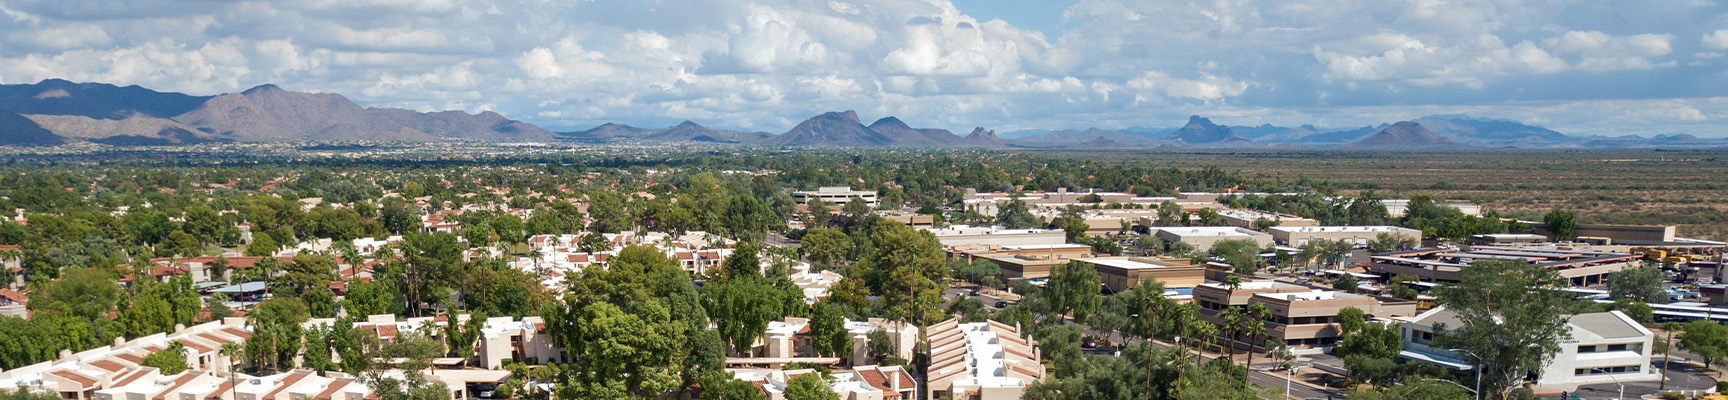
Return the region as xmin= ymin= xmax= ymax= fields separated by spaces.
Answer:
xmin=1032 ymin=149 xmax=1728 ymax=241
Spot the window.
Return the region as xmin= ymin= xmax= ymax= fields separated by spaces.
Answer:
xmin=1578 ymin=345 xmax=1598 ymax=353
xmin=1607 ymin=344 xmax=1628 ymax=351
xmin=1413 ymin=330 xmax=1434 ymax=344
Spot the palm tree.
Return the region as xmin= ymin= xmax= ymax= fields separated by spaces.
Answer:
xmin=221 ymin=341 xmax=243 ymax=394
xmin=525 ymin=249 xmax=544 ymax=275
xmin=1224 ymin=275 xmax=1243 ymax=291
xmin=1221 ymin=307 xmax=1244 ymax=362
xmin=1189 ymin=320 xmax=1218 ymax=366
xmin=1661 ymin=321 xmax=1681 ymax=391
xmin=1240 ymin=303 xmax=1271 ymax=395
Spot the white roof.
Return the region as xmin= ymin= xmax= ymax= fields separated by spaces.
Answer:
xmin=1269 ymin=225 xmax=1416 ymax=234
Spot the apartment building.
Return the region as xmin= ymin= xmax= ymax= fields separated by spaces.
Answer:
xmin=746 ymin=317 xmax=917 ymax=367
xmin=1194 ymin=281 xmax=1417 ymax=350
xmin=1267 ymin=226 xmax=1421 ymax=247
xmin=731 ymin=365 xmax=916 ymax=400
xmin=1399 ymin=307 xmax=1658 ymax=386
xmin=925 ymin=319 xmax=1045 ymax=400
xmin=0 ymin=319 xmax=253 ymax=400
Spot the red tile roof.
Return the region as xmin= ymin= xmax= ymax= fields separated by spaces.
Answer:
xmin=51 ymin=370 xmax=97 ymax=387
xmin=153 ymin=372 xmax=205 ymax=400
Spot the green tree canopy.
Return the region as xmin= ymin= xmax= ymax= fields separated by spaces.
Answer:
xmin=1432 ymin=260 xmax=1588 ymax=400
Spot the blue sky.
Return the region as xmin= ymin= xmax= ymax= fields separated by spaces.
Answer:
xmin=1 ymin=0 xmax=1726 ymax=137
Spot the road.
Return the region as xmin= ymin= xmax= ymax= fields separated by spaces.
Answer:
xmin=942 ymin=286 xmax=1344 ymax=399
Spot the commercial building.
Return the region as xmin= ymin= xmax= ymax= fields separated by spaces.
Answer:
xmin=1267 ymin=226 xmax=1421 ymax=247
xmin=1216 ymin=209 xmax=1319 ymax=230
xmin=1399 ymin=307 xmax=1658 ymax=387
xmin=947 ymin=243 xmax=1094 ymax=280
xmin=792 ymin=187 xmax=879 ymax=206
xmin=1074 ymin=257 xmax=1205 ymax=292
xmin=1468 ymin=233 xmax=1548 ymax=245
xmin=1367 ymin=246 xmax=1637 ymax=285
xmin=925 ymin=319 xmax=1045 ymax=400
xmin=1152 ymin=227 xmax=1274 ymax=251
xmin=1194 ymin=281 xmax=1417 ymax=350
xmin=929 ymin=225 xmax=1067 ymax=248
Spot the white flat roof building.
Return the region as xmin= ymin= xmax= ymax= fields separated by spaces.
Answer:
xmin=792 ymin=187 xmax=878 ymax=206
xmin=1399 ymin=306 xmax=1658 ymax=387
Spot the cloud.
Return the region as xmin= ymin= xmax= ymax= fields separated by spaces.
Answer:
xmin=1543 ymin=31 xmax=1674 ymax=72
xmin=0 ymin=0 xmax=1723 ymax=137
xmin=1705 ymin=30 xmax=1728 ymax=50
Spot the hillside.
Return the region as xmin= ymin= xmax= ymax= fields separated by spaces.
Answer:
xmin=762 ymin=111 xmax=894 ymax=146
xmin=0 ymin=80 xmax=555 ymax=144
xmin=1341 ymin=121 xmax=1468 ymax=149
xmin=0 ymin=79 xmax=210 ymax=120
xmin=0 ymin=108 xmax=68 ymax=146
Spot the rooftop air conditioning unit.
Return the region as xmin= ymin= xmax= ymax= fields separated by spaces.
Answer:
xmin=251 ymin=379 xmax=262 ymax=385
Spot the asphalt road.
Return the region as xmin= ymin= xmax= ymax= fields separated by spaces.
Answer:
xmin=1537 ymin=359 xmax=1718 ymax=399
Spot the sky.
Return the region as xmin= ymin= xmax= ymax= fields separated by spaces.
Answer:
xmin=2 ymin=0 xmax=1727 ymax=137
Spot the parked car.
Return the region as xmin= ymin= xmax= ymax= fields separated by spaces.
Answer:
xmin=969 ymin=289 xmax=981 ymax=296
xmin=995 ymin=300 xmax=1010 ymax=308
xmin=1082 ymin=337 xmax=1098 ymax=348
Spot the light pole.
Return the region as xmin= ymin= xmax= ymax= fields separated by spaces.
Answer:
xmin=1592 ymin=368 xmax=1625 ymax=400
xmin=1447 ymin=348 xmax=1483 ymax=400
xmin=1285 ymin=365 xmax=1300 ymax=397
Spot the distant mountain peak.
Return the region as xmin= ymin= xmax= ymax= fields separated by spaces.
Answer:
xmin=1169 ymin=115 xmax=1249 ymax=144
xmin=868 ymin=116 xmax=911 ymax=130
xmin=1342 ymin=121 xmax=1466 ymax=149
xmin=242 ymin=84 xmax=285 ymax=95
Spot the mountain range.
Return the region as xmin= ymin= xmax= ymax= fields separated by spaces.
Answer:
xmin=2 ymin=79 xmax=1724 ymax=149
xmin=0 ymin=79 xmax=552 ymax=145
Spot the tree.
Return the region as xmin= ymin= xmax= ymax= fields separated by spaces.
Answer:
xmin=801 ymin=228 xmax=848 ymax=265
xmin=1210 ymin=239 xmax=1263 ymax=275
xmin=1367 ymin=232 xmax=1415 ymax=253
xmin=1542 ymin=209 xmax=1577 ymax=241
xmin=783 ymin=373 xmax=838 ymax=400
xmin=141 ymin=341 xmax=190 ymax=374
xmin=1606 ymin=265 xmax=1666 ymax=303
xmin=806 ymin=197 xmax=833 ymax=228
xmin=1677 ymin=320 xmax=1728 ymax=367
xmin=587 ymin=192 xmax=632 ymax=233
xmin=246 ymin=234 xmax=279 ymax=257
xmin=1660 ymin=321 xmax=1680 ymax=391
xmin=1432 ymin=260 xmax=1588 ymax=400
xmin=856 ymin=221 xmax=947 ymax=338
xmin=1333 ymin=307 xmax=1402 ymax=360
xmin=995 ymin=199 xmax=1039 ymax=229
xmin=1388 ymin=274 xmax=1420 ymax=301
xmin=1157 ymin=201 xmax=1186 ymax=227
xmin=246 ymin=297 xmax=310 ymax=373
xmin=809 ymin=301 xmax=852 ymax=359
xmin=1033 ymin=261 xmax=1103 ymax=325
xmin=1345 ymin=378 xmax=1471 ymax=399
xmin=698 ymin=376 xmax=769 ymax=400
xmin=578 ymin=231 xmax=609 ymax=254
xmin=372 ymin=374 xmax=452 ymax=400
xmin=1332 ymin=273 xmax=1359 ymax=293
xmin=842 ymin=196 xmax=872 ymax=222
